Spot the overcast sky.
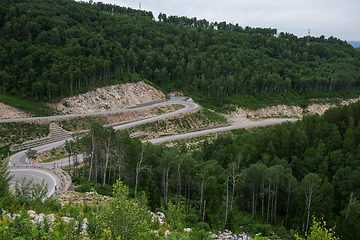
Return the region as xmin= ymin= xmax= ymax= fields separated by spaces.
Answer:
xmin=89 ymin=0 xmax=360 ymax=41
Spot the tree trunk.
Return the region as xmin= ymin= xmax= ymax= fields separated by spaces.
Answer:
xmin=89 ymin=135 xmax=95 ymax=181
xmin=135 ymin=147 xmax=144 ymax=200
xmin=274 ymin=179 xmax=279 ymax=225
xmin=202 ymin=200 xmax=207 ymax=230
xmin=224 ymin=176 xmax=229 ymax=230
xmin=267 ymin=181 xmax=271 ymax=224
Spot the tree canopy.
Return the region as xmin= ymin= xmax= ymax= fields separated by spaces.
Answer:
xmin=0 ymin=0 xmax=359 ymax=109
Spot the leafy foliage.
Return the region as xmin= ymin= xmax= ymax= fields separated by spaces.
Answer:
xmin=0 ymin=0 xmax=359 ymax=110
xmin=295 ymin=216 xmax=338 ymax=240
xmin=0 ymin=157 xmax=12 ymax=199
xmin=97 ymin=180 xmax=150 ymax=239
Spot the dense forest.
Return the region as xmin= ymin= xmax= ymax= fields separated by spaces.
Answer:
xmin=0 ymin=0 xmax=360 ymax=109
xmin=50 ymin=100 xmax=360 ymax=239
xmin=1 ymin=0 xmax=360 ymax=238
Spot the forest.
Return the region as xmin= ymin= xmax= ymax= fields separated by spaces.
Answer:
xmin=1 ymin=0 xmax=360 ymax=239
xmin=3 ymin=101 xmax=359 ymax=239
xmin=31 ymin=100 xmax=358 ymax=239
xmin=0 ymin=0 xmax=360 ymax=110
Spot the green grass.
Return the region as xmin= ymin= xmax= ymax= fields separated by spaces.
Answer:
xmin=0 ymin=93 xmax=57 ymax=117
xmin=41 ymin=154 xmax=68 ymax=163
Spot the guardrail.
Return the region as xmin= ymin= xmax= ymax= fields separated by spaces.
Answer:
xmin=8 ymin=165 xmax=64 ymax=201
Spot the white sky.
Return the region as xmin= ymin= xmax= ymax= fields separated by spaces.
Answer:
xmin=87 ymin=0 xmax=360 ymax=41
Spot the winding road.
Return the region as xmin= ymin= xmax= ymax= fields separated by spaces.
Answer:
xmin=6 ymin=97 xmax=298 ymax=199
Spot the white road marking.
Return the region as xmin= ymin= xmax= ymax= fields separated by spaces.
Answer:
xmin=10 ymin=169 xmax=57 ymax=196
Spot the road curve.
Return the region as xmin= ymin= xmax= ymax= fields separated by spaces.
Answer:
xmin=0 ymin=97 xmax=197 ymax=123
xmin=9 ymin=167 xmax=59 ymax=198
xmin=8 ymin=98 xmax=198 ymax=198
xmin=7 ymin=98 xmax=299 ymax=198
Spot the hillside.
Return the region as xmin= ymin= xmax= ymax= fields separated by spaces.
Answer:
xmin=2 ymin=0 xmax=360 ymax=238
xmin=0 ymin=0 xmax=360 ymax=111
xmin=0 ymin=101 xmax=32 ymax=119
xmin=44 ymin=81 xmax=165 ymax=114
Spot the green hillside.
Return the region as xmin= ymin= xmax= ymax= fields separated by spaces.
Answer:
xmin=0 ymin=0 xmax=360 ymax=112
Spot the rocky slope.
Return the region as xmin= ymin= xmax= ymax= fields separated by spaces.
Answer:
xmin=44 ymin=81 xmax=165 ymax=114
xmin=2 ymin=80 xmax=360 ymax=124
xmin=226 ymin=97 xmax=360 ymax=125
xmin=0 ymin=102 xmax=33 ymax=119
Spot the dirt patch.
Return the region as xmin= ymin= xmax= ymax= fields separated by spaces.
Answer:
xmin=57 ymin=190 xmax=111 ymax=207
xmin=44 ymin=81 xmax=165 ymax=114
xmin=226 ymin=98 xmax=360 ymax=125
xmin=0 ymin=102 xmax=33 ymax=119
xmin=36 ymin=145 xmax=67 ymax=163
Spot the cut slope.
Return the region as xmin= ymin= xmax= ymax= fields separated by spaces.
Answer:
xmin=45 ymin=81 xmax=165 ymax=114
xmin=0 ymin=102 xmax=33 ymax=119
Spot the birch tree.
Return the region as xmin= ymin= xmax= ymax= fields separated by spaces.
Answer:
xmin=103 ymin=127 xmax=115 ymax=186
xmin=196 ymin=159 xmax=217 ymax=220
xmin=283 ymin=168 xmax=298 ymax=220
xmin=161 ymin=147 xmax=176 ymax=210
xmin=134 ymin=145 xmax=147 ymax=200
xmin=301 ymin=173 xmax=321 ymax=232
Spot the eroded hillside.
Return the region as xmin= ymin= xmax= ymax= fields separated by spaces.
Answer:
xmin=0 ymin=102 xmax=33 ymax=119
xmin=44 ymin=81 xmax=165 ymax=114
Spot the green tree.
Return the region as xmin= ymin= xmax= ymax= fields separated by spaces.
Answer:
xmin=98 ymin=180 xmax=149 ymax=239
xmin=146 ymin=176 xmax=160 ymax=211
xmin=301 ymin=173 xmax=321 ymax=232
xmin=31 ymin=179 xmax=49 ymax=202
xmin=15 ymin=176 xmax=33 ymax=199
xmin=295 ymin=216 xmax=338 ymax=240
xmin=25 ymin=148 xmax=37 ymax=163
xmin=0 ymin=157 xmax=12 ymax=199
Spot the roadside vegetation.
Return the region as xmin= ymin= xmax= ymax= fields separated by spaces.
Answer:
xmin=62 ymin=101 xmax=360 ymax=239
xmin=193 ymin=89 xmax=360 ymax=113
xmin=1 ymin=0 xmax=360 ymax=238
xmin=36 ymin=145 xmax=68 ymax=163
xmin=128 ymin=108 xmax=227 ymax=139
xmin=0 ymin=93 xmax=57 ymax=117
xmin=58 ymin=104 xmax=185 ymax=132
xmin=0 ymin=121 xmax=49 ymax=156
xmin=3 ymin=98 xmax=360 ymax=239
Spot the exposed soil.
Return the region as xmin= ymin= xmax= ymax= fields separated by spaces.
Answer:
xmin=57 ymin=189 xmax=111 ymax=207
xmin=0 ymin=102 xmax=33 ymax=119
xmin=226 ymin=98 xmax=360 ymax=125
xmin=2 ymin=80 xmax=360 ymax=142
xmin=44 ymin=81 xmax=165 ymax=114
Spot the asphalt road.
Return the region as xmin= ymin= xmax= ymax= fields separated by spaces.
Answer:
xmin=8 ymin=98 xmax=198 ymax=199
xmin=0 ymin=97 xmax=197 ymax=123
xmin=7 ymin=97 xmax=298 ymax=199
xmin=9 ymin=168 xmax=58 ymax=198
xmin=147 ymin=119 xmax=299 ymax=144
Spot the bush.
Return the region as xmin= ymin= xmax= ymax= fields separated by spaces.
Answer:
xmin=189 ymin=229 xmax=212 ymax=240
xmin=197 ymin=222 xmax=210 ymax=231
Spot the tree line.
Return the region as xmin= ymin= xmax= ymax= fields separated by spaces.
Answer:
xmin=0 ymin=0 xmax=359 ymax=107
xmin=60 ymin=101 xmax=360 ymax=239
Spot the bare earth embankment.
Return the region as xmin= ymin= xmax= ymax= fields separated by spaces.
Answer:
xmin=0 ymin=102 xmax=33 ymax=119
xmin=44 ymin=81 xmax=165 ymax=114
xmin=225 ymin=97 xmax=360 ymax=125
xmin=2 ymin=80 xmax=360 ymax=129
